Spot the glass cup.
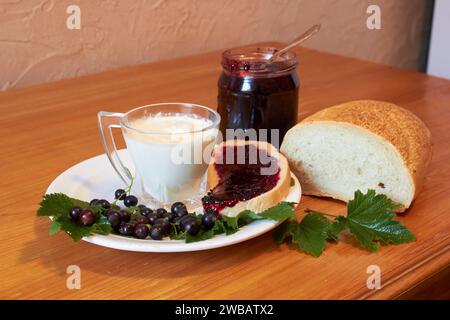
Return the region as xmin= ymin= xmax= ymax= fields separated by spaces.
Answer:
xmin=98 ymin=103 xmax=221 ymax=208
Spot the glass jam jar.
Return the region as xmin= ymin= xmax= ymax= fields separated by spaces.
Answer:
xmin=218 ymin=46 xmax=299 ymax=145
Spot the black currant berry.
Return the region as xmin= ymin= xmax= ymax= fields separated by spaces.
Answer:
xmin=154 ymin=219 xmax=171 ymax=234
xmin=123 ymin=195 xmax=138 ymax=207
xmin=69 ymin=206 xmax=82 ymax=221
xmin=138 ymin=204 xmax=147 ymax=211
xmin=184 ymin=220 xmax=201 ymax=235
xmin=107 ymin=212 xmax=121 ymax=228
xmin=201 ymin=212 xmax=217 ymax=230
xmin=149 ymin=226 xmax=164 ymax=240
xmin=179 ymin=215 xmax=196 ymax=230
xmin=171 ymin=202 xmax=188 ymax=217
xmin=147 ymin=212 xmax=160 ymax=225
xmin=141 ymin=207 xmax=153 ymax=217
xmin=119 ymin=209 xmax=131 ymax=222
xmin=79 ymin=209 xmax=96 ymax=226
xmin=97 ymin=199 xmax=111 ymax=210
xmin=114 ymin=189 xmax=127 ymax=200
xmin=162 ymin=212 xmax=176 ymax=223
xmin=118 ymin=222 xmax=134 ymax=236
xmin=134 ymin=224 xmax=149 ymax=239
xmin=135 ymin=215 xmax=149 ymax=225
xmin=155 ymin=208 xmax=167 ymax=216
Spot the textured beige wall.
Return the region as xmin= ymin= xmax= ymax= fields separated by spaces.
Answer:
xmin=0 ymin=0 xmax=432 ymax=91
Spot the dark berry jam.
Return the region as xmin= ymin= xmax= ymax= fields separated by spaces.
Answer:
xmin=218 ymin=46 xmax=299 ymax=145
xmin=202 ymin=144 xmax=280 ymax=214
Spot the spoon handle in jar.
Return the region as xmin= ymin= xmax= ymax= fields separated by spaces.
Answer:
xmin=270 ymin=24 xmax=321 ymax=62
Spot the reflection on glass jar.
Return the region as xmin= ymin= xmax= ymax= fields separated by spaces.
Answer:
xmin=218 ymin=46 xmax=299 ymax=146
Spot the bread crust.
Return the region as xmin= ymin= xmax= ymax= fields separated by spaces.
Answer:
xmin=297 ymin=100 xmax=432 ymax=205
xmin=207 ymin=140 xmax=291 ymax=216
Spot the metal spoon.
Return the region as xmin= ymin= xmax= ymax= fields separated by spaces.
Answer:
xmin=269 ymin=24 xmax=321 ymax=62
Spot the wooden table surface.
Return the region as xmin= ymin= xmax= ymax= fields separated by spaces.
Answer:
xmin=1 ymin=44 xmax=449 ymax=300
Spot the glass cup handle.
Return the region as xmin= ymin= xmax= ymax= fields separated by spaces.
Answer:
xmin=97 ymin=111 xmax=132 ymax=185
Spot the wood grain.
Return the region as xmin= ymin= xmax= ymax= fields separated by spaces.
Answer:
xmin=0 ymin=44 xmax=449 ymax=299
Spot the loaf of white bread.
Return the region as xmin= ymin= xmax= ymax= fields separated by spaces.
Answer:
xmin=280 ymin=100 xmax=432 ymax=212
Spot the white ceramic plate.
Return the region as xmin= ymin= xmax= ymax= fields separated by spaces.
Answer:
xmin=46 ymin=149 xmax=302 ymax=252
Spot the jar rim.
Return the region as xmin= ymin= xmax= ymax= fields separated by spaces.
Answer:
xmin=221 ymin=46 xmax=297 ymax=75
